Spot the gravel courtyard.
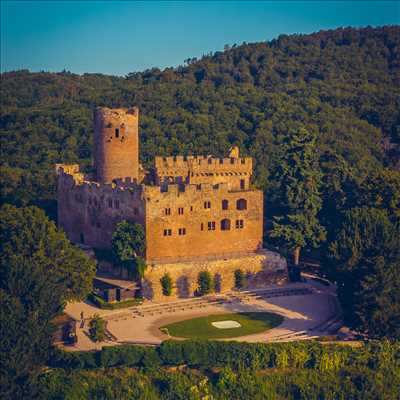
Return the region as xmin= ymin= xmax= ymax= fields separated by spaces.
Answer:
xmin=64 ymin=280 xmax=341 ymax=351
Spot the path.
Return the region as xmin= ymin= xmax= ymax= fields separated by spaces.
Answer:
xmin=63 ymin=279 xmax=342 ymax=351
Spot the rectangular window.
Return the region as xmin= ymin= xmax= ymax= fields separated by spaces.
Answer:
xmin=165 ymin=208 xmax=171 ymax=215
xmin=108 ymin=199 xmax=113 ymax=208
xmin=133 ymin=207 xmax=139 ymax=215
xmin=178 ymin=228 xmax=186 ymax=235
xmin=200 ymin=223 xmax=204 ymax=231
xmin=163 ymin=229 xmax=172 ymax=236
xmin=190 ymin=206 xmax=193 ymax=212
xmin=236 ymin=219 xmax=244 ymax=229
xmin=240 ymin=179 xmax=245 ymax=190
xmin=208 ymin=221 xmax=216 ymax=231
xmin=178 ymin=207 xmax=184 ymax=215
xmin=204 ymin=201 xmax=211 ymax=209
xmin=115 ymin=200 xmax=120 ymax=209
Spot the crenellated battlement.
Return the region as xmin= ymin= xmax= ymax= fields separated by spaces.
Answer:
xmin=154 ymin=155 xmax=252 ymax=172
xmin=57 ymin=164 xmax=145 ymax=199
xmin=153 ymin=152 xmax=253 ymax=191
xmin=97 ymin=106 xmax=139 ymax=118
xmin=55 ymin=163 xmax=80 ymax=175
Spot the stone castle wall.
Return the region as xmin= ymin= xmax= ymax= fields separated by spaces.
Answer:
xmin=57 ymin=165 xmax=264 ymax=262
xmin=142 ymin=250 xmax=287 ymax=301
xmin=56 ymin=165 xmax=145 ymax=248
xmin=144 ymin=183 xmax=263 ymax=263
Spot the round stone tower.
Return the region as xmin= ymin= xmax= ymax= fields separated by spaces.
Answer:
xmin=93 ymin=106 xmax=139 ymax=183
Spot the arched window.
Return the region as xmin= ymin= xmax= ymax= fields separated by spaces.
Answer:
xmin=221 ymin=219 xmax=231 ymax=231
xmin=236 ymin=198 xmax=247 ymax=210
xmin=222 ymin=199 xmax=229 ymax=210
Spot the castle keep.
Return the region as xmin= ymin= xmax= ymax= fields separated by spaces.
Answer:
xmin=57 ymin=107 xmax=286 ymax=300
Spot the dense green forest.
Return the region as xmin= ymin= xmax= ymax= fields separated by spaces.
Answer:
xmin=42 ymin=340 xmax=400 ymax=399
xmin=1 ymin=26 xmax=399 ymax=216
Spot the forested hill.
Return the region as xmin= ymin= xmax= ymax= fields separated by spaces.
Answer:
xmin=1 ymin=25 xmax=399 ymax=214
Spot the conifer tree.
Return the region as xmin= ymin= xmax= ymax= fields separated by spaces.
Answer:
xmin=326 ymin=207 xmax=400 ymax=338
xmin=160 ymin=273 xmax=173 ymax=296
xmin=271 ymin=128 xmax=326 ymax=265
xmin=197 ymin=271 xmax=214 ymax=296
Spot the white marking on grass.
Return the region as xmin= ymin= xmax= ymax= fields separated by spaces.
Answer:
xmin=211 ymin=320 xmax=242 ymax=329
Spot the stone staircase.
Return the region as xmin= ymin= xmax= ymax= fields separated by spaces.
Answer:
xmin=116 ymin=285 xmax=316 ymax=320
xmin=265 ymin=294 xmax=343 ymax=342
xmin=103 ymin=283 xmax=342 ymax=344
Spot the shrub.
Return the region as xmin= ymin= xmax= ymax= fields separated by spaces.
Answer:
xmin=234 ymin=269 xmax=247 ymax=289
xmin=181 ymin=340 xmax=211 ymax=366
xmin=160 ymin=273 xmax=173 ymax=296
xmin=100 ymin=345 xmax=145 ymax=367
xmin=46 ymin=340 xmax=400 ymax=377
xmin=87 ymin=293 xmax=142 ymax=309
xmin=214 ymin=273 xmax=222 ymax=292
xmin=88 ymin=314 xmax=107 ymax=342
xmin=159 ymin=340 xmax=185 ymax=365
xmin=48 ymin=348 xmax=98 ymax=369
xmin=140 ymin=348 xmax=161 ymax=370
xmin=197 ymin=271 xmax=213 ymax=296
xmin=216 ymin=366 xmax=237 ymax=391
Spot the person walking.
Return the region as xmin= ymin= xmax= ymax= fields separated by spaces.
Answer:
xmin=80 ymin=311 xmax=85 ymax=328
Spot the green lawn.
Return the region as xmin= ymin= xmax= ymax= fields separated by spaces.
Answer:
xmin=161 ymin=312 xmax=284 ymax=339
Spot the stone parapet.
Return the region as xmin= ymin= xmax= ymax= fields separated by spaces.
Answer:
xmin=155 ymin=155 xmax=252 ymax=170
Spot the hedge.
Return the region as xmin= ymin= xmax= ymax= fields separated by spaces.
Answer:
xmin=49 ymin=345 xmax=160 ymax=370
xmin=49 ymin=340 xmax=400 ymax=372
xmin=87 ymin=293 xmax=142 ymax=310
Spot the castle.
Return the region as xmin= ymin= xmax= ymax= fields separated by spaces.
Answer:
xmin=57 ymin=107 xmax=286 ymax=300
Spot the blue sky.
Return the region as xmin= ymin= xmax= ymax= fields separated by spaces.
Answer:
xmin=1 ymin=1 xmax=399 ymax=76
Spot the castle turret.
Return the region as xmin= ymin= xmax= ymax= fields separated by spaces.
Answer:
xmin=228 ymin=146 xmax=240 ymax=158
xmin=93 ymin=107 xmax=139 ymax=183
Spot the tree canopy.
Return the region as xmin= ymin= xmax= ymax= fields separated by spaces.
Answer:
xmin=111 ymin=220 xmax=146 ymax=279
xmin=0 ymin=204 xmax=96 ymax=302
xmin=326 ymin=207 xmax=400 ymax=339
xmin=0 ymin=204 xmax=96 ymax=398
xmin=270 ymin=128 xmax=326 ymax=265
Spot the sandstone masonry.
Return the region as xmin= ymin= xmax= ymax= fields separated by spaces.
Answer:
xmin=57 ymin=106 xmax=287 ymax=298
